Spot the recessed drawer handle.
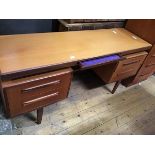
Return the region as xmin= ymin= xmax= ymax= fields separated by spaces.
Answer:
xmin=123 ymin=60 xmax=140 ymax=66
xmin=22 ymin=80 xmax=60 ymax=93
xmin=23 ymin=92 xmax=59 ymax=106
xmin=151 ymin=54 xmax=155 ymax=57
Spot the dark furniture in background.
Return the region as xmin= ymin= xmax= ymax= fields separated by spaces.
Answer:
xmin=58 ymin=19 xmax=127 ymax=31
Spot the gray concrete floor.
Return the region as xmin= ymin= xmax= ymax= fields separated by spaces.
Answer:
xmin=0 ymin=70 xmax=155 ymax=135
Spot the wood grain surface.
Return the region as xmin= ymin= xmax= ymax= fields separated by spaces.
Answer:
xmin=0 ymin=28 xmax=151 ymax=76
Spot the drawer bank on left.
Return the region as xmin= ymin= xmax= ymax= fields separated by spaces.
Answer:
xmin=1 ymin=68 xmax=73 ymax=124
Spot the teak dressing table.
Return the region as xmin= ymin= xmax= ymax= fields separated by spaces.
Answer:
xmin=0 ymin=28 xmax=152 ymax=124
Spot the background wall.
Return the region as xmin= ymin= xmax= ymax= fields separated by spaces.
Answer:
xmin=0 ymin=19 xmax=59 ymax=35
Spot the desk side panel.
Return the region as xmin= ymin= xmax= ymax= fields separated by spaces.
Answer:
xmin=0 ymin=71 xmax=10 ymax=117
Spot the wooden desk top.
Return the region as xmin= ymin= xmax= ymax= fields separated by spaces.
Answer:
xmin=0 ymin=28 xmax=151 ymax=77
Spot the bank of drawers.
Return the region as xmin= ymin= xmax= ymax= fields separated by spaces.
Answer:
xmin=133 ymin=46 xmax=155 ymax=83
xmin=131 ymin=65 xmax=155 ymax=84
xmin=2 ymin=68 xmax=72 ymax=117
xmin=122 ymin=46 xmax=155 ymax=86
xmin=94 ymin=51 xmax=148 ymax=83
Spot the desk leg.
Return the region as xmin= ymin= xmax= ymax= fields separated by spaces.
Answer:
xmin=36 ymin=108 xmax=43 ymax=124
xmin=112 ymin=80 xmax=121 ymax=94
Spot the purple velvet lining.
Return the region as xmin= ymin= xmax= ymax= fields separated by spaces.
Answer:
xmin=80 ymin=55 xmax=121 ymax=67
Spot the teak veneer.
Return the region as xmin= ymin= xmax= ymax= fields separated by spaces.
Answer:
xmin=0 ymin=28 xmax=151 ymax=79
xmin=0 ymin=28 xmax=152 ymax=124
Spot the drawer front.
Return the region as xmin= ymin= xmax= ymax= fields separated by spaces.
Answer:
xmin=145 ymin=45 xmax=155 ymax=66
xmin=117 ymin=58 xmax=142 ymax=73
xmin=113 ymin=68 xmax=137 ymax=81
xmin=148 ymin=54 xmax=155 ymax=66
xmin=111 ymin=52 xmax=147 ymax=81
xmin=20 ymin=76 xmax=65 ymax=102
xmin=136 ymin=72 xmax=152 ymax=82
xmin=3 ymin=68 xmax=72 ymax=117
xmin=140 ymin=65 xmax=154 ymax=75
xmin=116 ymin=52 xmax=147 ymax=73
xmin=145 ymin=54 xmax=155 ymax=67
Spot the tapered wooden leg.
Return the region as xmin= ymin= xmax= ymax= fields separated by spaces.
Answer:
xmin=111 ymin=80 xmax=121 ymax=94
xmin=36 ymin=108 xmax=43 ymax=124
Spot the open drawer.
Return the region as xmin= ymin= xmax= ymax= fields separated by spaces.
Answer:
xmin=2 ymin=68 xmax=72 ymax=117
xmin=79 ymin=54 xmax=122 ymax=70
